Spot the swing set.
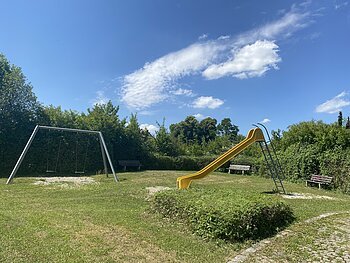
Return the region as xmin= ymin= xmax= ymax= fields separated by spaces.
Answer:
xmin=7 ymin=125 xmax=118 ymax=184
xmin=45 ymin=130 xmax=90 ymax=174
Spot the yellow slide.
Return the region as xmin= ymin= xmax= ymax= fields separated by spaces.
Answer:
xmin=177 ymin=128 xmax=265 ymax=189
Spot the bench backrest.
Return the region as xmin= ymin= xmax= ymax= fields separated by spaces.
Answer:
xmin=118 ymin=160 xmax=141 ymax=166
xmin=229 ymin=164 xmax=251 ymax=171
xmin=310 ymin=174 xmax=333 ymax=183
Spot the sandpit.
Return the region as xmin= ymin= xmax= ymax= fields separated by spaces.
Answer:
xmin=33 ymin=177 xmax=97 ymax=188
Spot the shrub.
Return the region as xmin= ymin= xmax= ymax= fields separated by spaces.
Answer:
xmin=144 ymin=155 xmax=217 ymax=171
xmin=151 ymin=189 xmax=294 ymax=242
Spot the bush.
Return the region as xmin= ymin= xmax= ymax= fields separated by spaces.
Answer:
xmin=319 ymin=148 xmax=350 ymax=193
xmin=151 ymin=189 xmax=294 ymax=242
xmin=144 ymin=155 xmax=217 ymax=171
xmin=278 ymin=144 xmax=320 ymax=182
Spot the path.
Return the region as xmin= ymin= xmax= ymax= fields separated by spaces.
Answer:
xmin=228 ymin=212 xmax=350 ymax=263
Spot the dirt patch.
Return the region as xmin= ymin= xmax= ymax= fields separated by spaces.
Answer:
xmin=146 ymin=186 xmax=172 ymax=197
xmin=33 ymin=177 xmax=97 ymax=188
xmin=281 ymin=192 xmax=339 ymax=200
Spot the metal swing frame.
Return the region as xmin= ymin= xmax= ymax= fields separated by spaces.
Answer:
xmin=6 ymin=125 xmax=118 ymax=184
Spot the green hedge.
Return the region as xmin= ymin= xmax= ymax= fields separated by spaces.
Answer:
xmin=143 ymin=155 xmax=218 ymax=171
xmin=151 ymin=189 xmax=294 ymax=242
xmin=143 ymin=154 xmax=262 ymax=173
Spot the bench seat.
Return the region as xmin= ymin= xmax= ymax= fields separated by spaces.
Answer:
xmin=306 ymin=174 xmax=332 ymax=189
xmin=118 ymin=160 xmax=142 ymax=171
xmin=228 ymin=164 xmax=251 ymax=175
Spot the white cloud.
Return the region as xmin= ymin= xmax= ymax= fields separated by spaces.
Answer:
xmin=260 ymin=118 xmax=271 ymax=124
xmin=235 ymin=9 xmax=310 ymax=45
xmin=218 ymin=35 xmax=230 ymax=40
xmin=192 ymin=96 xmax=224 ymax=109
xmin=93 ymin=91 xmax=109 ymax=106
xmin=335 ymin=1 xmax=348 ymax=10
xmin=315 ymin=92 xmax=350 ymax=114
xmin=199 ymin=33 xmax=208 ymax=40
xmin=171 ymin=88 xmax=195 ymax=97
xmin=202 ymin=40 xmax=281 ymax=80
xmin=193 ymin=113 xmax=206 ymax=120
xmin=121 ymin=7 xmax=311 ymax=109
xmin=138 ymin=110 xmax=156 ymax=116
xmin=121 ymin=41 xmax=223 ymax=109
xmin=140 ymin=124 xmax=159 ymax=135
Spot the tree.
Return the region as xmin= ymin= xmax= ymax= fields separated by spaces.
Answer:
xmin=346 ymin=117 xmax=350 ymax=129
xmin=199 ymin=117 xmax=217 ymax=143
xmin=170 ymin=116 xmax=200 ymax=144
xmin=155 ymin=120 xmax=179 ymax=156
xmin=0 ymin=54 xmax=43 ymax=174
xmin=338 ymin=111 xmax=343 ymax=127
xmin=217 ymin=118 xmax=239 ymax=141
xmin=85 ymin=101 xmax=126 ymax=163
xmin=43 ymin=105 xmax=82 ymax=128
xmin=124 ymin=113 xmax=149 ymax=160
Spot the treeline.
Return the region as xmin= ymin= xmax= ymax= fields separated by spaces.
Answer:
xmin=0 ymin=54 xmax=241 ymax=176
xmin=2 ymin=53 xmax=350 ymax=193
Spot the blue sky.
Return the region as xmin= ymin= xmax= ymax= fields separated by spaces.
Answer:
xmin=1 ymin=0 xmax=350 ymax=135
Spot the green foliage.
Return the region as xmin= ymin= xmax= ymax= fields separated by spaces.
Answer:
xmin=170 ymin=116 xmax=240 ymax=152
xmin=145 ymin=155 xmax=216 ymax=170
xmin=170 ymin=116 xmax=200 ymax=144
xmin=273 ymin=120 xmax=350 ymax=193
xmin=198 ymin=117 xmax=217 ymax=143
xmin=155 ymin=120 xmax=180 ymax=156
xmin=318 ymin=148 xmax=350 ymax=193
xmin=0 ymin=54 xmax=43 ymax=175
xmin=152 ymin=189 xmax=294 ymax=242
xmin=338 ymin=111 xmax=343 ymax=127
xmin=217 ymin=118 xmax=239 ymax=141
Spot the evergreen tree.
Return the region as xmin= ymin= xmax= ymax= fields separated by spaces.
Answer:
xmin=346 ymin=117 xmax=350 ymax=129
xmin=338 ymin=111 xmax=343 ymax=127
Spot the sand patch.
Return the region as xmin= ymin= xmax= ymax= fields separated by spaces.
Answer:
xmin=33 ymin=177 xmax=97 ymax=188
xmin=281 ymin=192 xmax=339 ymax=200
xmin=146 ymin=186 xmax=172 ymax=196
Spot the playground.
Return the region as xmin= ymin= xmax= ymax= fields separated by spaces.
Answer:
xmin=1 ymin=170 xmax=350 ymax=262
xmin=2 ymin=125 xmax=350 ymax=262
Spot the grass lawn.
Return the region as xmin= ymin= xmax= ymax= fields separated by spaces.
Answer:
xmin=1 ymin=170 xmax=350 ymax=262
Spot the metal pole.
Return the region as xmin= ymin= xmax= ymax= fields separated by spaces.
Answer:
xmin=99 ymin=138 xmax=108 ymax=177
xmin=38 ymin=125 xmax=100 ymax=134
xmin=98 ymin=132 xmax=118 ymax=182
xmin=7 ymin=125 xmax=40 ymax=184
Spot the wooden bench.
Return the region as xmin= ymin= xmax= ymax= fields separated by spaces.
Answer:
xmin=118 ymin=160 xmax=142 ymax=171
xmin=228 ymin=164 xmax=251 ymax=175
xmin=306 ymin=174 xmax=333 ymax=189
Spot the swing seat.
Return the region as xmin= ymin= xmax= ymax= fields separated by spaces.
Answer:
xmin=74 ymin=171 xmax=85 ymax=174
xmin=46 ymin=170 xmax=56 ymax=173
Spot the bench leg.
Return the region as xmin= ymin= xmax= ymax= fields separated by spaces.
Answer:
xmin=123 ymin=166 xmax=126 ymax=171
xmin=318 ymin=183 xmax=321 ymax=189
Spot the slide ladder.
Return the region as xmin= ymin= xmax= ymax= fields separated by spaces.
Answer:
xmin=256 ymin=123 xmax=286 ymax=194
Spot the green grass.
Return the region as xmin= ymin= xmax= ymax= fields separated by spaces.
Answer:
xmin=1 ymin=171 xmax=350 ymax=262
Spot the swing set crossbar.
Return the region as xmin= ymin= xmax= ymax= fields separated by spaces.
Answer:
xmin=6 ymin=125 xmax=118 ymax=184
